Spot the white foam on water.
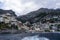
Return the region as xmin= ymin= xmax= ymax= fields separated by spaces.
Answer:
xmin=22 ymin=35 xmax=50 ymax=40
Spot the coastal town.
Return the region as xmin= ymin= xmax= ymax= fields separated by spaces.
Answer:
xmin=0 ymin=9 xmax=60 ymax=33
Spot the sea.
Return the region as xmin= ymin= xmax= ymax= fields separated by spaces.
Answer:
xmin=0 ymin=32 xmax=60 ymax=40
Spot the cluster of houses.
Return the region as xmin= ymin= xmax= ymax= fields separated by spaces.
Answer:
xmin=0 ymin=9 xmax=60 ymax=33
xmin=26 ymin=14 xmax=60 ymax=33
xmin=0 ymin=10 xmax=23 ymax=30
xmin=21 ymin=14 xmax=60 ymax=33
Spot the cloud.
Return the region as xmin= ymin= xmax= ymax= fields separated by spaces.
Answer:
xmin=0 ymin=0 xmax=40 ymax=16
xmin=0 ymin=0 xmax=60 ymax=16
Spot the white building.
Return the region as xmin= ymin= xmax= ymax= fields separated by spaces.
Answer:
xmin=0 ymin=16 xmax=4 ymax=22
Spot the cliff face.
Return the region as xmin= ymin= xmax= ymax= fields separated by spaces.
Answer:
xmin=17 ymin=8 xmax=60 ymax=24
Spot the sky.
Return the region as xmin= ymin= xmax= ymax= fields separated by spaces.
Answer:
xmin=0 ymin=0 xmax=60 ymax=16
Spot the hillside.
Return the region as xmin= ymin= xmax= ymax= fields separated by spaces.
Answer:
xmin=0 ymin=9 xmax=17 ymax=17
xmin=17 ymin=8 xmax=60 ymax=24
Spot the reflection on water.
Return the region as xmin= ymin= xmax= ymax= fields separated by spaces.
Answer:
xmin=22 ymin=35 xmax=50 ymax=40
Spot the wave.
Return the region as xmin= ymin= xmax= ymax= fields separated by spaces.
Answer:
xmin=22 ymin=35 xmax=50 ymax=40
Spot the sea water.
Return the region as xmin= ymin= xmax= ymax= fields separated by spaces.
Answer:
xmin=0 ymin=33 xmax=60 ymax=40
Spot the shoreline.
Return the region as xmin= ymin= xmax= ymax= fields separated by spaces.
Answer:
xmin=0 ymin=29 xmax=60 ymax=34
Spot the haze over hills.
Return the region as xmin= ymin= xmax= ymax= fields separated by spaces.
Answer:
xmin=17 ymin=8 xmax=60 ymax=24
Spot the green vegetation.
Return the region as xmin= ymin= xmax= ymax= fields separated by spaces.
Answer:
xmin=44 ymin=29 xmax=50 ymax=32
xmin=0 ymin=22 xmax=18 ymax=30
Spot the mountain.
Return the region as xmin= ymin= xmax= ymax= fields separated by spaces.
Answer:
xmin=0 ymin=9 xmax=17 ymax=17
xmin=17 ymin=8 xmax=60 ymax=24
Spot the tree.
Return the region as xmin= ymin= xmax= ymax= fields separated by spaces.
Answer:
xmin=11 ymin=24 xmax=18 ymax=30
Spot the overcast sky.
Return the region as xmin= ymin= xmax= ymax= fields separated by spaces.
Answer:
xmin=0 ymin=0 xmax=60 ymax=16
